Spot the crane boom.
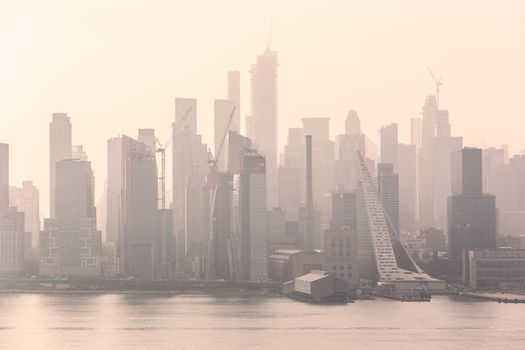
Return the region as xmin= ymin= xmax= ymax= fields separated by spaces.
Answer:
xmin=212 ymin=106 xmax=237 ymax=166
xmin=427 ymin=67 xmax=443 ymax=108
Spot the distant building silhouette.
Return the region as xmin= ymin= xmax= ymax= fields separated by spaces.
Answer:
xmin=10 ymin=181 xmax=40 ymax=249
xmin=235 ymin=151 xmax=268 ymax=281
xmin=447 ymin=147 xmax=497 ymax=261
xmin=248 ymin=48 xmax=278 ymax=208
xmin=0 ymin=143 xmax=8 ymax=215
xmin=227 ymin=71 xmax=241 ymax=133
xmin=49 ymin=113 xmax=72 ymax=218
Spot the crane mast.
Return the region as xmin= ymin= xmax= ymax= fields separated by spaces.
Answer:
xmin=155 ymin=106 xmax=192 ymax=266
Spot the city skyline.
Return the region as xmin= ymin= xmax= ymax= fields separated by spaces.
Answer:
xmin=2 ymin=1 xmax=525 ymax=217
xmin=2 ymin=3 xmax=525 ymax=349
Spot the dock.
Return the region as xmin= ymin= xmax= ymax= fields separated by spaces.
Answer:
xmin=460 ymin=291 xmax=525 ymax=304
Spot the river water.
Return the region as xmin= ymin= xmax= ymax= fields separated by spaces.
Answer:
xmin=0 ymin=293 xmax=524 ymax=349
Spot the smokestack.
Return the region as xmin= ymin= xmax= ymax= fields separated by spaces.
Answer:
xmin=305 ymin=135 xmax=314 ymax=251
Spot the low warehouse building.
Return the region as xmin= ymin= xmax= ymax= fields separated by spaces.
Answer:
xmin=463 ymin=249 xmax=525 ymax=289
xmin=293 ymin=270 xmax=348 ymax=303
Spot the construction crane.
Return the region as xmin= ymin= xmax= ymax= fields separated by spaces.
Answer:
xmin=206 ymin=106 xmax=236 ymax=279
xmin=209 ymin=106 xmax=236 ymax=170
xmin=427 ymin=68 xmax=443 ymax=108
xmin=155 ymin=106 xmax=192 ymax=265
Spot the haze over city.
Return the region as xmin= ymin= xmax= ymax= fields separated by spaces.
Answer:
xmin=1 ymin=1 xmax=525 ymax=214
xmin=2 ymin=1 xmax=525 ymax=349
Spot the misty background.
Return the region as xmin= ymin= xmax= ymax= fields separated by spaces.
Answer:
xmin=1 ymin=0 xmax=524 ymax=217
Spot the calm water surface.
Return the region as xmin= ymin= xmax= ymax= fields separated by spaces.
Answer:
xmin=0 ymin=293 xmax=524 ymax=349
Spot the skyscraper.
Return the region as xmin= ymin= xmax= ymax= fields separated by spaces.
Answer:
xmin=172 ymin=125 xmax=211 ymax=265
xmin=380 ymin=123 xmax=398 ymax=171
xmin=418 ymin=96 xmax=462 ymax=227
xmin=378 ymin=163 xmax=400 ymax=236
xmin=398 ymin=143 xmax=417 ymax=232
xmin=225 ymin=130 xmax=252 ymax=175
xmin=10 ymin=181 xmax=40 ymax=249
xmin=432 ymin=112 xmax=463 ymax=227
xmin=137 ymin=129 xmax=157 ymax=156
xmin=447 ymin=148 xmax=497 ymax=261
xmin=322 ymin=190 xmax=359 ymax=288
xmin=208 ymin=172 xmax=233 ymax=280
xmin=0 ymin=143 xmax=8 ymax=215
xmin=248 ymin=48 xmax=278 ymax=208
xmin=335 ymin=111 xmax=366 ymax=191
xmin=227 ymin=71 xmax=241 ymax=133
xmin=122 ymin=140 xmax=159 ymax=279
xmin=330 ymin=190 xmax=357 ymax=231
xmin=40 ymin=155 xmax=101 ymax=277
xmin=55 ymin=159 xmax=95 ymax=231
xmin=280 ymin=128 xmax=305 ymax=215
xmin=0 ymin=208 xmax=25 ymax=276
xmin=356 ymin=153 xmax=444 ymax=289
xmin=107 ymin=134 xmax=161 ymax=278
xmin=235 ymin=151 xmax=268 ymax=281
xmin=49 ymin=113 xmax=72 ymax=218
xmin=0 ymin=145 xmax=25 ymax=276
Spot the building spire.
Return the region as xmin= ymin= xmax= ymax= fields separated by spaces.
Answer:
xmin=266 ymin=19 xmax=273 ymax=50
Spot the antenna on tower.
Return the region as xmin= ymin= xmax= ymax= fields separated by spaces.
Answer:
xmin=427 ymin=68 xmax=443 ymax=108
xmin=266 ymin=19 xmax=273 ymax=50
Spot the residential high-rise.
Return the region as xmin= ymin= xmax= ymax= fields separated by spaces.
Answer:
xmin=71 ymin=145 xmax=88 ymax=161
xmin=55 ymin=159 xmax=95 ymax=231
xmin=0 ymin=146 xmax=25 ymax=276
xmin=40 ymin=155 xmax=101 ymax=277
xmin=227 ymin=71 xmax=241 ymax=133
xmin=323 ymin=190 xmax=359 ymax=288
xmin=225 ymin=130 xmax=252 ymax=175
xmin=398 ymin=143 xmax=417 ymax=232
xmin=432 ymin=112 xmax=463 ymax=227
xmin=451 ymin=147 xmax=483 ymax=196
xmin=380 ymin=123 xmax=398 ymax=171
xmin=122 ymin=141 xmax=159 ymax=279
xmin=107 ymin=135 xmax=161 ymax=278
xmin=356 ymin=152 xmax=444 ymax=289
xmin=214 ymin=99 xmax=236 ymax=172
xmin=137 ymin=129 xmax=157 ymax=156
xmin=448 ymin=148 xmax=497 ymax=260
xmin=184 ymin=165 xmax=205 ymax=259
xmin=208 ymin=172 xmax=233 ymax=280
xmin=235 ymin=151 xmax=268 ymax=281
xmin=330 ymin=190 xmax=357 ymax=231
xmin=49 ymin=113 xmax=72 ymax=218
xmin=418 ymin=96 xmax=462 ymax=227
xmin=0 ymin=208 xmax=25 ymax=276
xmin=172 ymin=126 xmax=211 ymax=265
xmin=378 ymin=163 xmax=400 ymax=236
xmin=280 ymin=128 xmax=305 ymax=216
xmin=0 ymin=143 xmax=8 ymax=215
xmin=39 ymin=217 xmax=101 ymax=277
xmin=248 ymin=48 xmax=278 ymax=208
xmin=10 ymin=181 xmax=40 ymax=249
xmin=335 ymin=111 xmax=366 ymax=191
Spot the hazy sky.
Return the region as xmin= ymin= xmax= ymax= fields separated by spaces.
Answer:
xmin=1 ymin=0 xmax=524 ymax=217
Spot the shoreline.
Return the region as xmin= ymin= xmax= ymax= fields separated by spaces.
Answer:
xmin=0 ymin=288 xmax=282 ymax=297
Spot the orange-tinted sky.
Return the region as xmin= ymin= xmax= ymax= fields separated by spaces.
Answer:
xmin=1 ymin=0 xmax=524 ymax=217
